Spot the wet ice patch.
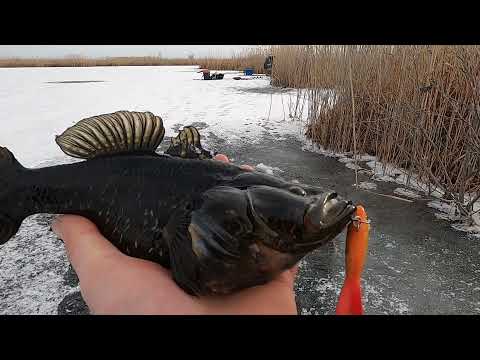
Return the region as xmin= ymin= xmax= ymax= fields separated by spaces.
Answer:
xmin=256 ymin=163 xmax=284 ymax=175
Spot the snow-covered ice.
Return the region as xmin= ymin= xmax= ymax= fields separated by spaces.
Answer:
xmin=0 ymin=66 xmax=305 ymax=168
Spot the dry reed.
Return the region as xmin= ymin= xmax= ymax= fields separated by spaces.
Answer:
xmin=197 ymin=47 xmax=267 ymax=73
xmin=0 ymin=49 xmax=268 ymax=71
xmin=0 ymin=56 xmax=199 ymax=68
xmin=273 ymin=45 xmax=480 ymax=220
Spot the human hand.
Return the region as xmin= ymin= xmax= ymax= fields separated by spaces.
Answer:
xmin=53 ymin=154 xmax=298 ymax=315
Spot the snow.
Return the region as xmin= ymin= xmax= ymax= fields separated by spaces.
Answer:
xmin=393 ymin=188 xmax=422 ymax=199
xmin=345 ymin=162 xmax=364 ymax=171
xmin=338 ymin=157 xmax=355 ymax=163
xmin=0 ymin=66 xmax=304 ymax=168
xmin=0 ymin=65 xmax=305 ymax=314
xmin=357 ymin=182 xmax=377 ymax=190
xmin=256 ymin=163 xmax=284 ymax=175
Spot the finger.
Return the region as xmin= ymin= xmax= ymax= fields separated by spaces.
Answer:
xmin=213 ymin=153 xmax=254 ymax=172
xmin=273 ymin=264 xmax=299 ymax=290
xmin=214 ymin=154 xmax=229 ymax=163
xmin=240 ymin=164 xmax=255 ymax=171
xmin=289 ymin=264 xmax=300 ymax=279
xmin=52 ymin=215 xmax=122 ymax=275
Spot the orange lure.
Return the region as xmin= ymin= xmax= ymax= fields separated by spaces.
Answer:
xmin=335 ymin=205 xmax=370 ymax=315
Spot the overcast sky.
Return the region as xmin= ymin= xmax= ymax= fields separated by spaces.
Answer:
xmin=0 ymin=45 xmax=257 ymax=59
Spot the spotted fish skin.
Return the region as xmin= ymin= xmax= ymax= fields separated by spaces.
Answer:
xmin=1 ymin=152 xmax=247 ymax=265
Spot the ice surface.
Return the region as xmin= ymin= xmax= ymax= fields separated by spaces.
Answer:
xmin=0 ymin=66 xmax=305 ymax=168
xmin=1 ymin=65 xmax=478 ymax=314
xmin=301 ymin=138 xmax=480 ymax=237
xmin=0 ymin=66 xmax=307 ymax=314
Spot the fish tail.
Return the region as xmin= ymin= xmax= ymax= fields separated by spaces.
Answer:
xmin=0 ymin=147 xmax=25 ymax=244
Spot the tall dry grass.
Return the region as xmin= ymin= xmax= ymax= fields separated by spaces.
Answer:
xmin=276 ymin=45 xmax=480 ymax=219
xmin=0 ymin=56 xmax=199 ymax=68
xmin=197 ymin=48 xmax=267 ymax=73
xmin=0 ymin=49 xmax=268 ymax=71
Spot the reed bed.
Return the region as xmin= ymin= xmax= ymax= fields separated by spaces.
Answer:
xmin=0 ymin=56 xmax=199 ymax=68
xmin=273 ymin=45 xmax=480 ymax=219
xmin=197 ymin=48 xmax=267 ymax=73
xmin=0 ymin=50 xmax=268 ymax=71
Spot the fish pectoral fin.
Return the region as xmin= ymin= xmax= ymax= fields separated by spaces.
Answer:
xmin=163 ymin=203 xmax=203 ymax=296
xmin=165 ymin=126 xmax=215 ymax=160
xmin=55 ymin=110 xmax=165 ymax=159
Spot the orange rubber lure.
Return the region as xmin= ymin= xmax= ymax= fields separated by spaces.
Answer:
xmin=335 ymin=205 xmax=370 ymax=315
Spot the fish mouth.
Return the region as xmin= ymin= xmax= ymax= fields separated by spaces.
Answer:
xmin=304 ymin=192 xmax=356 ymax=228
xmin=245 ymin=187 xmax=356 ymax=253
xmin=297 ymin=192 xmax=356 ymax=251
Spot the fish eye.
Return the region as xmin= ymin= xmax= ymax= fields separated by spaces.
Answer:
xmin=289 ymin=186 xmax=307 ymax=196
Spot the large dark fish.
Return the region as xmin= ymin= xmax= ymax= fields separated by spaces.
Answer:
xmin=0 ymin=110 xmax=356 ymax=296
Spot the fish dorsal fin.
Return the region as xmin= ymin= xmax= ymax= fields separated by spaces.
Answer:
xmin=165 ymin=126 xmax=215 ymax=159
xmin=55 ymin=110 xmax=165 ymax=159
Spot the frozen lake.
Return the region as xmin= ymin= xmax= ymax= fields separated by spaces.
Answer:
xmin=0 ymin=66 xmax=305 ymax=314
xmin=1 ymin=65 xmax=479 ymax=315
xmin=0 ymin=66 xmax=303 ymax=168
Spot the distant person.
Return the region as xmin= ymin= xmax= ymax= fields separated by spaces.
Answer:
xmin=202 ymin=69 xmax=211 ymax=80
xmin=197 ymin=69 xmax=211 ymax=80
xmin=264 ymin=55 xmax=273 ymax=76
